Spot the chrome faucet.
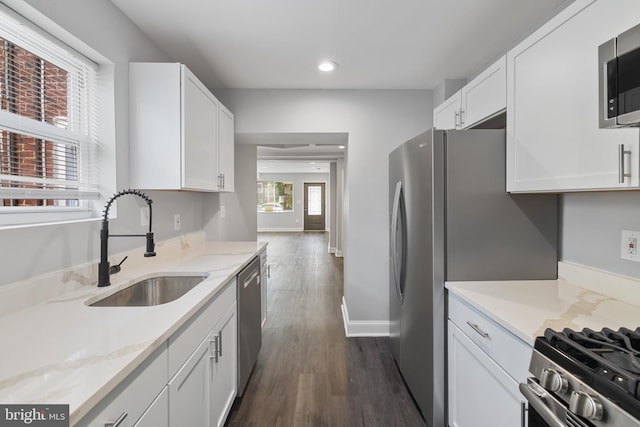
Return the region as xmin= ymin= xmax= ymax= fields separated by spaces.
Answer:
xmin=98 ymin=189 xmax=156 ymax=287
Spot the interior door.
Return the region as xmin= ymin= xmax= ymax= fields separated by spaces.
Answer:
xmin=303 ymin=183 xmax=325 ymax=231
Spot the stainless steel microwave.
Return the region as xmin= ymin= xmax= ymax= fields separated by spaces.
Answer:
xmin=599 ymin=22 xmax=640 ymax=128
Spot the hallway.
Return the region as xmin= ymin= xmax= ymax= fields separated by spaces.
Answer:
xmin=226 ymin=232 xmax=425 ymax=426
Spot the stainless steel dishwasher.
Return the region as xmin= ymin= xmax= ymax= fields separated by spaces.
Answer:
xmin=237 ymin=255 xmax=262 ymax=396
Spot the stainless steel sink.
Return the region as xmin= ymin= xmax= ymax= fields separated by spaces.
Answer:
xmin=90 ymin=274 xmax=208 ymax=307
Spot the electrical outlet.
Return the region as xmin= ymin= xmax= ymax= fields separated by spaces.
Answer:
xmin=174 ymin=214 xmax=181 ymax=231
xmin=621 ymin=229 xmax=640 ymax=261
xmin=140 ymin=207 xmax=150 ymax=227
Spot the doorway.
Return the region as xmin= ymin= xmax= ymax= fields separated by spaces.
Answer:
xmin=303 ymin=182 xmax=325 ymax=231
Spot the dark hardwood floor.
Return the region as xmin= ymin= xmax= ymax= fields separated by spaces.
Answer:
xmin=226 ymin=232 xmax=425 ymax=427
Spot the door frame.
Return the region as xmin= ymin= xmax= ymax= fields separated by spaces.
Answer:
xmin=303 ymin=181 xmax=327 ymax=231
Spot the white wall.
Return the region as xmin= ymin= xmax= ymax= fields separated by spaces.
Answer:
xmin=0 ymin=0 xmax=209 ymax=286
xmin=216 ymin=89 xmax=432 ymax=324
xmin=257 ymin=172 xmax=330 ymax=232
xmin=561 ymin=192 xmax=640 ymax=278
xmin=205 ymin=144 xmax=257 ymax=242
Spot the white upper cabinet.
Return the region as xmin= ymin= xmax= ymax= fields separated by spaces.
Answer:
xmin=129 ymin=62 xmax=234 ymax=192
xmin=183 ymin=68 xmax=219 ymax=190
xmin=217 ymin=103 xmax=235 ymax=192
xmin=433 ymin=91 xmax=462 ymax=130
xmin=460 ymin=55 xmax=506 ymax=129
xmin=506 ymin=0 xmax=640 ymax=192
xmin=433 ymin=55 xmax=506 ymax=130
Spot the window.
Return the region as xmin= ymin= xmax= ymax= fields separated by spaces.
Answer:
xmin=0 ymin=6 xmax=101 ymax=226
xmin=257 ymin=181 xmax=293 ymax=212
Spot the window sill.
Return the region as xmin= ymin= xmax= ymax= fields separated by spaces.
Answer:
xmin=0 ymin=209 xmax=99 ymax=231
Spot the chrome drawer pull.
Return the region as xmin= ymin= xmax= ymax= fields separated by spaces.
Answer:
xmin=210 ymin=337 xmax=219 ymax=363
xmin=105 ymin=412 xmax=127 ymax=427
xmin=466 ymin=321 xmax=490 ymax=338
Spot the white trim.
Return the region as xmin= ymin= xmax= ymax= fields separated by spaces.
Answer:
xmin=341 ymin=296 xmax=390 ymax=337
xmin=257 ymin=227 xmax=304 ymax=232
xmin=558 ymin=261 xmax=640 ymax=306
xmin=335 ymin=250 xmax=344 ymax=258
xmin=328 ymin=246 xmax=336 ymax=254
xmin=0 ymin=1 xmax=116 ymax=227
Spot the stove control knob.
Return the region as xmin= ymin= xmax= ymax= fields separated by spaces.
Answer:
xmin=540 ymin=368 xmax=568 ymax=394
xmin=569 ymin=390 xmax=604 ymax=421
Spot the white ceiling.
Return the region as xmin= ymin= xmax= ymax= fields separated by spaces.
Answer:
xmin=258 ymin=160 xmax=331 ymax=175
xmin=110 ymin=0 xmax=573 ymax=172
xmin=110 ymin=0 xmax=573 ymax=90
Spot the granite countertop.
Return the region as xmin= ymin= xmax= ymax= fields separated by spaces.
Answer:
xmin=446 ymin=263 xmax=640 ymax=347
xmin=0 ymin=237 xmax=266 ymax=425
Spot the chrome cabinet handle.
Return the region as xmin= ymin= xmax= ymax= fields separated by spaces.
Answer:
xmin=520 ymin=401 xmax=526 ymax=427
xmin=217 ymin=331 xmax=223 ymax=357
xmin=519 ymin=382 xmax=565 ymax=427
xmin=210 ymin=336 xmax=219 ymax=363
xmin=466 ymin=321 xmax=489 ymax=338
xmin=267 ymin=265 xmax=271 ymax=278
xmin=460 ymin=108 xmax=465 ymax=127
xmin=454 ymin=110 xmax=460 ymax=129
xmin=105 ymin=412 xmax=127 ymax=427
xmin=619 ymin=144 xmax=631 ymax=183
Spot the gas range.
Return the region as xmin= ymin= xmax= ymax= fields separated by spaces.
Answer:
xmin=520 ymin=327 xmax=640 ymax=427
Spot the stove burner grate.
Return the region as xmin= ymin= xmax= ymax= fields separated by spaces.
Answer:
xmin=540 ymin=327 xmax=640 ymax=400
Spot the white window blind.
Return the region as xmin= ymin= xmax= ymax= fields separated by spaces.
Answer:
xmin=0 ymin=6 xmax=99 ymax=217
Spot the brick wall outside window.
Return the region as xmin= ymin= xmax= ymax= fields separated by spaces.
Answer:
xmin=0 ymin=37 xmax=70 ymax=207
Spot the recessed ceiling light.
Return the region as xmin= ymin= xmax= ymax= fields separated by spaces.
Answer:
xmin=319 ymin=61 xmax=338 ymax=72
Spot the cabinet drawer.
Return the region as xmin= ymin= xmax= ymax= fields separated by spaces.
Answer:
xmin=168 ymin=277 xmax=236 ymax=378
xmin=76 ymin=343 xmax=168 ymax=427
xmin=448 ymin=293 xmax=530 ymax=382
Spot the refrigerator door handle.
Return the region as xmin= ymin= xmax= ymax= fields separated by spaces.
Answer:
xmin=391 ymin=181 xmax=405 ymax=303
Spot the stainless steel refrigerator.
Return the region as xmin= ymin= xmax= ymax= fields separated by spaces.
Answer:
xmin=388 ymin=129 xmax=558 ymax=427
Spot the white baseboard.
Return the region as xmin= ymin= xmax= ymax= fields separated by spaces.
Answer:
xmin=341 ymin=296 xmax=390 ymax=337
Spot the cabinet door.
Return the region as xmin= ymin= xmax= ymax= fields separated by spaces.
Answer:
xmin=75 ymin=345 xmax=168 ymax=427
xmin=448 ymin=322 xmax=525 ymax=427
xmin=169 ymin=337 xmax=210 ymax=427
xmin=260 ymin=266 xmax=267 ymax=328
xmin=507 ymin=0 xmax=640 ymax=192
xmin=461 ymin=55 xmax=506 ymax=129
xmin=134 ymin=387 xmax=168 ymax=427
xmin=210 ymin=302 xmax=238 ymax=427
xmin=182 ymin=66 xmax=219 ymax=191
xmin=217 ymin=104 xmax=235 ymax=192
xmin=433 ymin=92 xmax=461 ymax=130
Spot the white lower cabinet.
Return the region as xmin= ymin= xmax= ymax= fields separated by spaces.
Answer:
xmin=259 ymin=248 xmax=268 ymax=328
xmin=134 ymin=387 xmax=168 ymax=427
xmin=447 ymin=293 xmax=529 ymax=427
xmin=75 ymin=344 xmax=168 ymax=427
xmin=168 ymin=279 xmax=238 ymax=427
xmin=77 ymin=278 xmax=239 ymax=427
xmin=448 ymin=322 xmax=525 ymax=427
xmin=169 ymin=337 xmax=210 ymax=427
xmin=210 ymin=303 xmax=237 ymax=427
xmin=168 ymin=302 xmax=236 ymax=427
